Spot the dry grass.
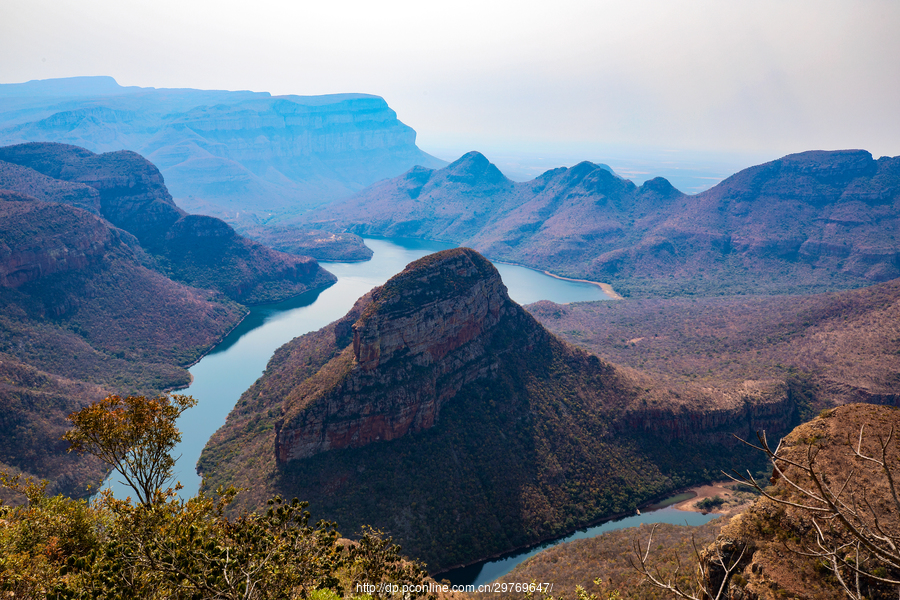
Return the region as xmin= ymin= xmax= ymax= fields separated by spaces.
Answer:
xmin=529 ymin=277 xmax=900 ymax=407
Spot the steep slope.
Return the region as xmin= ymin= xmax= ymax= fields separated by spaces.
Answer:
xmin=199 ymin=249 xmax=797 ymax=572
xmin=693 ymin=404 xmax=900 ymax=599
xmin=0 ymin=142 xmax=184 ymax=245
xmin=0 ymin=76 xmax=446 ymax=225
xmin=158 ymin=215 xmax=336 ymax=304
xmin=0 ymin=159 xmax=100 ymax=213
xmin=0 ymin=191 xmax=245 ymax=497
xmin=310 ymin=150 xmax=900 ymax=297
xmin=0 ymin=142 xmax=336 ymax=304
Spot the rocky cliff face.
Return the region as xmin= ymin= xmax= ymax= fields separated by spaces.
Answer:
xmin=274 ymin=249 xmax=523 ymax=462
xmin=200 ymin=248 xmax=798 ymax=572
xmin=171 ymin=96 xmax=418 ymax=159
xmin=0 ymin=142 xmax=337 ymax=304
xmin=0 ymin=77 xmax=446 ymax=222
xmin=620 ymin=380 xmax=796 ymax=446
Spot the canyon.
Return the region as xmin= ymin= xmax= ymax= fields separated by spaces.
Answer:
xmin=199 ymin=248 xmax=802 ymax=572
xmin=0 ymin=142 xmax=336 ymax=304
xmin=0 ymin=141 xmax=337 ymax=498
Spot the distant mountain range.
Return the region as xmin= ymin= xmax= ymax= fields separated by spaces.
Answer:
xmin=0 ymin=141 xmax=338 ymax=497
xmin=304 ymin=149 xmax=900 ymax=297
xmin=0 ymin=76 xmax=445 ymax=225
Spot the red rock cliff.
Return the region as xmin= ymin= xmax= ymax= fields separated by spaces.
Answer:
xmin=274 ymin=248 xmax=532 ymax=463
xmin=0 ymin=194 xmax=125 ymax=292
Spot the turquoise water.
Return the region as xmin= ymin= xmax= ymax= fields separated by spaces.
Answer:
xmin=102 ymin=237 xmax=613 ymax=500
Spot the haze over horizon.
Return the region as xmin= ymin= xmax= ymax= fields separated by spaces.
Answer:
xmin=2 ymin=0 xmax=899 ymax=190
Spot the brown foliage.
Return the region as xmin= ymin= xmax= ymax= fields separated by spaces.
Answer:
xmin=529 ymin=277 xmax=900 ymax=407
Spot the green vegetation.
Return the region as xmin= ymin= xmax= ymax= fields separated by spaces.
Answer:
xmin=202 ymin=298 xmax=771 ymax=572
xmin=198 ymin=249 xmax=794 ymax=573
xmin=695 ymin=496 xmax=725 ymax=512
xmin=0 ymin=395 xmax=433 ymax=599
xmin=0 ymin=248 xmax=244 ymax=496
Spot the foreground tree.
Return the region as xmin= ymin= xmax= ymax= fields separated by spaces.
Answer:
xmin=1 ymin=394 xmax=435 ymax=599
xmin=63 ymin=394 xmax=196 ymax=506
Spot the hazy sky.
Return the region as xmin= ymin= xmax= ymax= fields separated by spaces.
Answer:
xmin=2 ymin=0 xmax=899 ymax=180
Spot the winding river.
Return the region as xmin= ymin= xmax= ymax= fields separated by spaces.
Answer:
xmin=105 ymin=237 xmax=611 ymax=500
xmin=440 ymin=500 xmax=717 ymax=586
xmin=104 ymin=237 xmax=713 ymax=583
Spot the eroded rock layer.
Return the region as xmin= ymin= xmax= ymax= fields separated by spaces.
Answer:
xmin=275 ymin=249 xmax=519 ymax=462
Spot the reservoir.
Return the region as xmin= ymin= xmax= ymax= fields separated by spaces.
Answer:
xmin=105 ymin=237 xmax=612 ymax=500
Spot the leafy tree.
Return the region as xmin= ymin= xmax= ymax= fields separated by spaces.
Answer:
xmin=0 ymin=474 xmax=104 ymax=597
xmin=63 ymin=394 xmax=197 ymax=506
xmin=0 ymin=393 xmax=435 ymax=599
xmin=55 ymin=491 xmax=348 ymax=599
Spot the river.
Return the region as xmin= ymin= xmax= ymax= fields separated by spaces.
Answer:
xmin=104 ymin=237 xmax=612 ymax=500
xmin=439 ymin=502 xmax=717 ymax=586
xmin=103 ymin=236 xmax=718 ymax=583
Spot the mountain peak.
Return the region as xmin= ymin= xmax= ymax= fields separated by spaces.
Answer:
xmin=358 ymin=247 xmax=502 ymax=325
xmin=639 ymin=176 xmax=681 ymax=196
xmin=443 ymin=151 xmax=509 ymax=185
xmin=275 ymin=247 xmax=520 ymax=461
